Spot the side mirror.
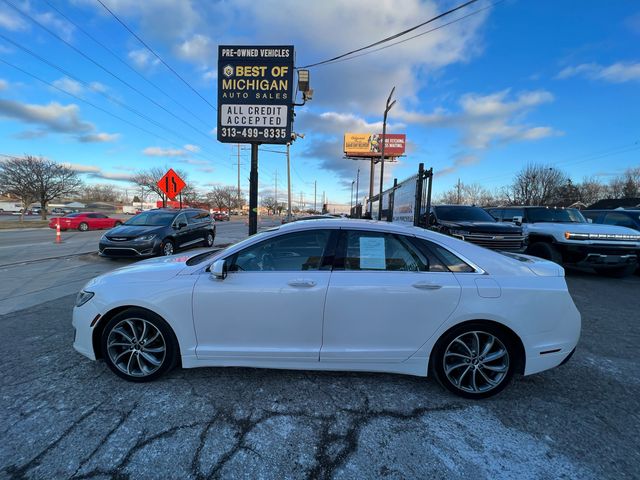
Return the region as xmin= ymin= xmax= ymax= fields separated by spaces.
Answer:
xmin=587 ymin=218 xmax=593 ymax=223
xmin=428 ymin=213 xmax=436 ymax=226
xmin=512 ymin=216 xmax=523 ymax=226
xmin=211 ymin=259 xmax=227 ymax=280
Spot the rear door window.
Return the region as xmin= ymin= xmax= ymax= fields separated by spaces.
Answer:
xmin=603 ymin=212 xmax=637 ymax=229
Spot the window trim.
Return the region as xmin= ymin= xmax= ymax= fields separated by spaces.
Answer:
xmin=226 ymin=228 xmax=337 ymax=273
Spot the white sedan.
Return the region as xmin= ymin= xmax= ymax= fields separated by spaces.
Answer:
xmin=73 ymin=219 xmax=580 ymax=399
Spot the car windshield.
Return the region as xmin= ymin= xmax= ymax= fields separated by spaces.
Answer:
xmin=125 ymin=211 xmax=176 ymax=226
xmin=527 ymin=208 xmax=585 ymax=223
xmin=435 ymin=206 xmax=496 ymax=222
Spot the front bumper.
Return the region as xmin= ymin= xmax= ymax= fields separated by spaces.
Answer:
xmin=98 ymin=238 xmax=161 ymax=257
xmin=556 ymin=243 xmax=638 ymax=268
xmin=72 ymin=301 xmax=102 ymax=360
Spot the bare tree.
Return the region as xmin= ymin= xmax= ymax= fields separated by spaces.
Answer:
xmin=261 ymin=196 xmax=278 ymax=214
xmin=81 ymin=184 xmax=118 ymax=203
xmin=31 ymin=157 xmax=83 ymax=218
xmin=0 ymin=156 xmax=38 ymax=222
xmin=207 ymin=186 xmax=236 ymax=213
xmin=505 ymin=164 xmax=567 ymax=206
xmin=436 ymin=181 xmax=494 ymax=206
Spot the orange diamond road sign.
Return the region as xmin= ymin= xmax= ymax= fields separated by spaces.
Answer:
xmin=157 ymin=168 xmax=186 ymax=201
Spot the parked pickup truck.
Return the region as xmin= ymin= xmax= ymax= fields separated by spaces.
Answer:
xmin=426 ymin=205 xmax=526 ymax=252
xmin=486 ymin=206 xmax=640 ymax=276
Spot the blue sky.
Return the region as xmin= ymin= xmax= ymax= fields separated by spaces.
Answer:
xmin=0 ymin=0 xmax=638 ymax=206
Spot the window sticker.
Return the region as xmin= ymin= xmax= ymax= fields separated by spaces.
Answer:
xmin=359 ymin=237 xmax=386 ymax=270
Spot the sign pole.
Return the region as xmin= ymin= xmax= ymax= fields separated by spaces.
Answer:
xmin=249 ymin=143 xmax=259 ymax=235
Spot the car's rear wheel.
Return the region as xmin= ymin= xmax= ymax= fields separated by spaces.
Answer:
xmin=78 ymin=222 xmax=89 ymax=231
xmin=101 ymin=308 xmax=178 ymax=382
xmin=205 ymin=231 xmax=215 ymax=247
xmin=431 ymin=323 xmax=516 ymax=399
xmin=161 ymin=239 xmax=175 ymax=256
xmin=526 ymin=241 xmax=562 ymax=264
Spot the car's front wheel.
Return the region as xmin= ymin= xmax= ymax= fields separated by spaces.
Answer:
xmin=78 ymin=222 xmax=89 ymax=231
xmin=101 ymin=308 xmax=178 ymax=382
xmin=205 ymin=231 xmax=215 ymax=247
xmin=526 ymin=242 xmax=562 ymax=264
xmin=431 ymin=323 xmax=516 ymax=399
xmin=160 ymin=239 xmax=175 ymax=256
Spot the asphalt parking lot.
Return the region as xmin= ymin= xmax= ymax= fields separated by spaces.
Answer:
xmin=1 ymin=225 xmax=639 ymax=479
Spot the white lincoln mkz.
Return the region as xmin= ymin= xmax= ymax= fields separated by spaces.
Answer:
xmin=73 ymin=219 xmax=581 ymax=398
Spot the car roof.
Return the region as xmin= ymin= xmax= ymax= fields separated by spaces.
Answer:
xmin=278 ymin=218 xmax=423 ymax=235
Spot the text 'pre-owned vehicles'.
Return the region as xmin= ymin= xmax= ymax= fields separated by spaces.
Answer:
xmin=98 ymin=208 xmax=215 ymax=258
xmin=75 ymin=219 xmax=580 ymax=399
xmin=426 ymin=205 xmax=526 ymax=252
xmin=49 ymin=212 xmax=122 ymax=231
xmin=487 ymin=206 xmax=640 ymax=276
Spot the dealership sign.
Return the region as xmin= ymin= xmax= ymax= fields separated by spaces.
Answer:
xmin=344 ymin=133 xmax=406 ymax=157
xmin=218 ymin=46 xmax=294 ymax=144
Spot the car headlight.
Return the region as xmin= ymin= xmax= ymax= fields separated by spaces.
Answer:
xmin=450 ymin=229 xmax=470 ymax=237
xmin=135 ymin=234 xmax=156 ymax=241
xmin=564 ymin=232 xmax=640 ymax=241
xmin=75 ymin=290 xmax=94 ymax=307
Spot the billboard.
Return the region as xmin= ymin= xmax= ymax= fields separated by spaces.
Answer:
xmin=218 ymin=46 xmax=294 ymax=144
xmin=344 ymin=133 xmax=406 ymax=157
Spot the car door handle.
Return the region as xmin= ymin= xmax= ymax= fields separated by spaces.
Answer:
xmin=288 ymin=279 xmax=317 ymax=288
xmin=412 ymin=282 xmax=443 ymax=290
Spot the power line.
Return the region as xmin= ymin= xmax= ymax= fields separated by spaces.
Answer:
xmin=299 ymin=0 xmax=479 ymax=69
xmin=43 ymin=0 xmax=213 ymax=130
xmin=0 ymin=33 xmax=216 ymax=153
xmin=1 ymin=0 xmax=214 ymax=144
xmin=95 ymin=0 xmax=217 ymax=111
xmin=317 ymin=1 xmax=502 ymax=68
xmin=0 ymin=57 xmax=222 ymax=169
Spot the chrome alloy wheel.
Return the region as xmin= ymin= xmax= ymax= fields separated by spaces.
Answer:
xmin=163 ymin=242 xmax=174 ymax=256
xmin=443 ymin=331 xmax=509 ymax=394
xmin=206 ymin=232 xmax=214 ymax=247
xmin=107 ymin=318 xmax=166 ymax=377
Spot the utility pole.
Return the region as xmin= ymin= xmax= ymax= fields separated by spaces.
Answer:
xmin=286 ymin=143 xmax=292 ymax=220
xmin=355 ymin=167 xmax=360 ymax=207
xmin=274 ymin=169 xmax=278 ymax=215
xmin=236 ymin=144 xmax=241 ymax=214
xmin=378 ymin=86 xmax=396 ymax=220
xmin=249 ymin=144 xmax=259 ymax=235
xmin=314 ymin=181 xmax=317 ymax=213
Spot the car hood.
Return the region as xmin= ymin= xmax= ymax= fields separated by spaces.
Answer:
xmin=105 ymin=224 xmax=166 ymax=238
xmin=439 ymin=220 xmax=523 ymax=234
xmin=84 ymin=251 xmax=204 ymax=289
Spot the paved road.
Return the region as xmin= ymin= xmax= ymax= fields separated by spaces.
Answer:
xmin=1 ymin=269 xmax=639 ymax=479
xmin=0 ymin=218 xmax=280 ymax=315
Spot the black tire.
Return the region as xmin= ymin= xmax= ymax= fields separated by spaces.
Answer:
xmin=78 ymin=222 xmax=89 ymax=232
xmin=526 ymin=241 xmax=562 ymax=264
xmin=101 ymin=308 xmax=178 ymax=382
xmin=160 ymin=239 xmax=175 ymax=256
xmin=205 ymin=230 xmax=215 ymax=247
xmin=594 ymin=265 xmax=635 ymax=278
xmin=430 ymin=322 xmax=517 ymax=399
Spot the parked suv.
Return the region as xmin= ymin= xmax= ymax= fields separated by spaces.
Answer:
xmin=582 ymin=209 xmax=640 ymax=231
xmin=487 ymin=206 xmax=640 ymax=276
xmin=426 ymin=205 xmax=526 ymax=251
xmin=99 ymin=208 xmax=215 ymax=258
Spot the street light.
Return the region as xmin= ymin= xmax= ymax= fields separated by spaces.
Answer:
xmin=287 ymin=132 xmax=304 ymax=222
xmin=378 ymin=86 xmax=396 ymax=220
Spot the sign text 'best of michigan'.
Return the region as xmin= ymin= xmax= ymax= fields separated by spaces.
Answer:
xmin=217 ymin=46 xmax=294 ymax=144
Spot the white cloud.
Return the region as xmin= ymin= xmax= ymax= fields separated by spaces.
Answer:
xmin=34 ymin=10 xmax=74 ymax=42
xmin=184 ymin=144 xmax=200 ymax=153
xmin=558 ymin=62 xmax=640 ymax=83
xmin=0 ymin=4 xmax=27 ymax=31
xmin=0 ymin=79 xmax=7 ymax=91
xmin=128 ymin=49 xmax=160 ymax=70
xmin=63 ymin=163 xmax=101 ymax=173
xmin=175 ymin=33 xmax=214 ymax=67
xmin=52 ymin=77 xmax=84 ymax=95
xmin=0 ymin=99 xmax=93 ymax=134
xmin=78 ymin=132 xmax=121 ymax=143
xmin=89 ymin=81 xmax=108 ymax=93
xmin=398 ymin=89 xmax=559 ymax=149
xmin=143 ymin=146 xmax=187 ymax=157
